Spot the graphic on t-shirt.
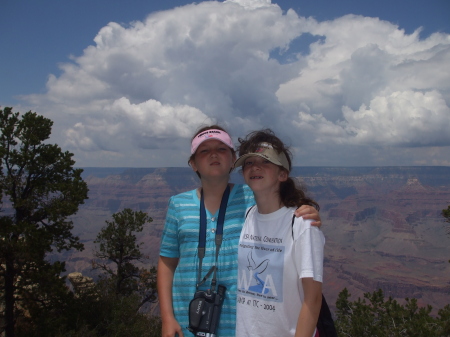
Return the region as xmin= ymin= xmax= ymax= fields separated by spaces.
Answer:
xmin=238 ymin=242 xmax=285 ymax=302
xmin=246 ymin=250 xmax=269 ymax=294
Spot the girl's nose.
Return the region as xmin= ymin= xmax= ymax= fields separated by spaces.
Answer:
xmin=251 ymin=161 xmax=262 ymax=170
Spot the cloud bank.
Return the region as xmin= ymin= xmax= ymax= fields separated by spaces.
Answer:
xmin=22 ymin=0 xmax=450 ymax=167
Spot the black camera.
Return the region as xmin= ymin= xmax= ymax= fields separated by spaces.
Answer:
xmin=188 ymin=285 xmax=226 ymax=337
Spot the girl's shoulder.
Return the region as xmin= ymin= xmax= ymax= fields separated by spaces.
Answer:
xmin=288 ymin=207 xmax=314 ymax=232
xmin=290 ymin=209 xmax=324 ymax=242
xmin=169 ymin=188 xmax=198 ymax=204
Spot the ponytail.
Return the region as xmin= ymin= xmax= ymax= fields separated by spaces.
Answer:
xmin=279 ymin=177 xmax=320 ymax=210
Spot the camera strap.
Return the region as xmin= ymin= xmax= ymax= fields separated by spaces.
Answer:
xmin=196 ymin=184 xmax=230 ymax=291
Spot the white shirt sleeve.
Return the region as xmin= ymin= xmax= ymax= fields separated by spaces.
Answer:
xmin=292 ymin=218 xmax=325 ymax=282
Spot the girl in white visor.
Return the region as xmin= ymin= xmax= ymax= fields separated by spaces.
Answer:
xmin=234 ymin=129 xmax=324 ymax=337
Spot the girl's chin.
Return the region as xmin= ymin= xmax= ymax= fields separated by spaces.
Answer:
xmin=202 ymin=168 xmax=230 ymax=176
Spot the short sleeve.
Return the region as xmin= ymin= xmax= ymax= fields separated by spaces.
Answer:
xmin=293 ymin=219 xmax=325 ymax=283
xmin=159 ymin=196 xmax=181 ymax=258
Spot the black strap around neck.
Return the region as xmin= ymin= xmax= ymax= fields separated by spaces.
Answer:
xmin=196 ymin=184 xmax=230 ymax=290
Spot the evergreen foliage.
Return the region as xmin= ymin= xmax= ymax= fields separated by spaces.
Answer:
xmin=443 ymin=205 xmax=450 ymax=236
xmin=92 ymin=208 xmax=158 ymax=310
xmin=0 ymin=107 xmax=88 ymax=337
xmin=335 ymin=288 xmax=450 ymax=337
xmin=51 ymin=208 xmax=161 ymax=336
xmin=55 ymin=208 xmax=161 ymax=336
xmin=60 ymin=279 xmax=161 ymax=337
xmin=443 ymin=206 xmax=450 ymax=223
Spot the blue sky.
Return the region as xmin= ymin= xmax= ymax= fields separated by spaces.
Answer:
xmin=1 ymin=0 xmax=450 ymax=167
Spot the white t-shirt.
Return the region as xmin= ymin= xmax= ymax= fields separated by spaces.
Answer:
xmin=235 ymin=206 xmax=325 ymax=337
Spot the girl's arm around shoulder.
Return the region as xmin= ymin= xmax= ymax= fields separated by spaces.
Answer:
xmin=294 ymin=205 xmax=322 ymax=228
xmin=295 ymin=278 xmax=322 ymax=337
xmin=292 ymin=216 xmax=325 ymax=244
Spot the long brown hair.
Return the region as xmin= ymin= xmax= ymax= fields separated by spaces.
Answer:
xmin=237 ymin=129 xmax=319 ymax=210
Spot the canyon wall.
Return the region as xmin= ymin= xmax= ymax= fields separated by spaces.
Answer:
xmin=55 ymin=166 xmax=450 ymax=312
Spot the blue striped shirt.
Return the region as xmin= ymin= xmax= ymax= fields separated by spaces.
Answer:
xmin=160 ymin=184 xmax=255 ymax=337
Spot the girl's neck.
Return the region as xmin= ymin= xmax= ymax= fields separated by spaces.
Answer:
xmin=200 ymin=177 xmax=229 ymax=195
xmin=254 ymin=191 xmax=284 ymax=214
xmin=199 ymin=178 xmax=231 ymax=214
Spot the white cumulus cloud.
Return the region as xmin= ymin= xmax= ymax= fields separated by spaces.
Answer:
xmin=21 ymin=1 xmax=450 ymax=167
xmin=294 ymin=90 xmax=450 ymax=146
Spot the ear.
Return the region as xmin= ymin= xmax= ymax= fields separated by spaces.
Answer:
xmin=278 ymin=169 xmax=288 ymax=182
xmin=189 ymin=159 xmax=198 ymax=172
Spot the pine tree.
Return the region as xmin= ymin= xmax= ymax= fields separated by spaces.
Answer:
xmin=93 ymin=208 xmax=157 ymax=311
xmin=0 ymin=107 xmax=88 ymax=337
xmin=335 ymin=288 xmax=450 ymax=336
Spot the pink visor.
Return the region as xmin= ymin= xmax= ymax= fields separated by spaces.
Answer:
xmin=191 ymin=129 xmax=234 ymax=154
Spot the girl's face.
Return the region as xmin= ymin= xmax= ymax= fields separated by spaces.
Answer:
xmin=190 ymin=139 xmax=235 ymax=179
xmin=242 ymin=156 xmax=287 ymax=194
